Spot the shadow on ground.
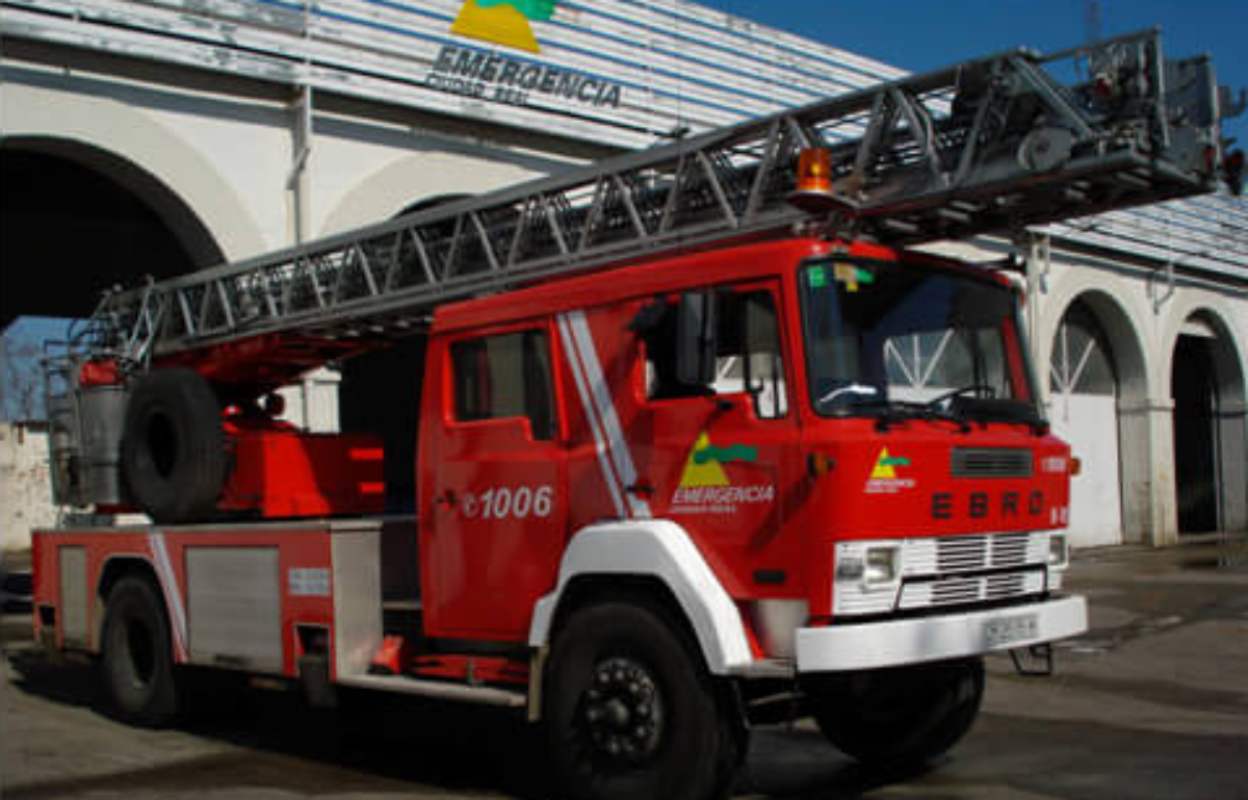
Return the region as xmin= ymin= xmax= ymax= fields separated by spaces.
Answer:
xmin=3 ymin=644 xmax=932 ymax=799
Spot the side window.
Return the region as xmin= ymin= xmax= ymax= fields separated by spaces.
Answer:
xmin=639 ymin=288 xmax=787 ymax=418
xmin=716 ymin=291 xmax=788 ymax=419
xmin=637 ymin=299 xmax=712 ymax=401
xmin=451 ymin=329 xmax=556 ymax=440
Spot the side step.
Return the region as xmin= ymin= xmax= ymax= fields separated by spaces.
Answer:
xmin=337 ymin=673 xmax=527 ymax=708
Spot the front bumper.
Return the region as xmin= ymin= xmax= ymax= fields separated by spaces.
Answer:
xmin=795 ymin=595 xmax=1087 ymax=672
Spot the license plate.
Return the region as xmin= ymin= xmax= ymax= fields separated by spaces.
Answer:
xmin=984 ymin=613 xmax=1038 ymax=647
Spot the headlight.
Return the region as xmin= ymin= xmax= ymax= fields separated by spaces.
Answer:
xmin=833 ymin=540 xmax=903 ymax=616
xmin=864 ymin=546 xmax=900 ymax=584
xmin=1048 ymin=534 xmax=1069 ymax=568
xmin=836 ymin=555 xmax=865 ymax=580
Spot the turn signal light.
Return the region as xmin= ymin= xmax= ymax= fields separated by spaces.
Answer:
xmin=807 ymin=452 xmax=836 ymax=477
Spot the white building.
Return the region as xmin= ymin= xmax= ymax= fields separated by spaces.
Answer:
xmin=1 ymin=0 xmax=1244 ymax=551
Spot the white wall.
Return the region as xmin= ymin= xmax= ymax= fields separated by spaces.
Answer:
xmin=275 ymin=368 xmax=342 ymax=433
xmin=1 ymin=58 xmax=586 ymax=264
xmin=0 ymin=424 xmax=58 ymax=553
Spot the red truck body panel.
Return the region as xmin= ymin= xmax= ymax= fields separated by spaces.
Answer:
xmin=32 ymin=524 xmax=335 ymax=676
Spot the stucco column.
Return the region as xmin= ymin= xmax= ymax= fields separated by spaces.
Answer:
xmin=1218 ymin=399 xmax=1248 ymax=532
xmin=1118 ymin=397 xmax=1178 ymax=546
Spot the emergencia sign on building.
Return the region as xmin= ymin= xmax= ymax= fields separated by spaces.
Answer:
xmin=427 ymin=0 xmax=624 ymax=110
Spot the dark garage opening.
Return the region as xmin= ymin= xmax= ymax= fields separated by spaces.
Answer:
xmin=338 ymin=336 xmax=427 ymax=514
xmin=1172 ymin=333 xmax=1219 ymax=534
xmin=336 ymin=196 xmax=470 ymax=515
xmin=1 ymin=144 xmax=220 ymax=328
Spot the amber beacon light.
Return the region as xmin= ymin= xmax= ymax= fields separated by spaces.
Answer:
xmin=789 ymin=147 xmax=839 ymax=211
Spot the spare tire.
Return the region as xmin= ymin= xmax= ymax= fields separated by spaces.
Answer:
xmin=121 ymin=368 xmax=226 ymax=522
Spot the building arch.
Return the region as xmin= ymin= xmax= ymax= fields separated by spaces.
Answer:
xmin=319 ymin=151 xmax=546 ymax=236
xmin=1 ymin=137 xmax=229 ymax=326
xmin=1042 ymin=284 xmax=1153 ymax=546
xmin=1163 ymin=303 xmax=1247 ymax=533
xmin=1 ymin=77 xmax=266 ymax=264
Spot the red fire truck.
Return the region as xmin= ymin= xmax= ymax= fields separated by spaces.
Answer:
xmin=29 ymin=31 xmax=1242 ymax=800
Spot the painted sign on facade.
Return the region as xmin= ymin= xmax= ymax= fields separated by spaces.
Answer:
xmin=427 ymin=0 xmax=624 ymax=111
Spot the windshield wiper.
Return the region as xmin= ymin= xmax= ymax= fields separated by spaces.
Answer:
xmin=925 ymin=384 xmax=1051 ymax=435
xmin=924 ymin=383 xmax=996 ymax=410
xmin=861 ymin=400 xmax=972 ymax=433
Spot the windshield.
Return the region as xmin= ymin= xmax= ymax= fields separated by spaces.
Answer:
xmin=799 ymin=258 xmax=1039 ymax=421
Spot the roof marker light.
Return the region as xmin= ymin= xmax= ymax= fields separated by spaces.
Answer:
xmin=789 ymin=147 xmax=840 ymax=212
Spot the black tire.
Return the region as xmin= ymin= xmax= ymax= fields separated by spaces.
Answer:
xmin=544 ymin=601 xmax=737 ymax=800
xmin=100 ymin=576 xmax=179 ymax=726
xmin=121 ymin=368 xmax=226 ymax=522
xmin=807 ymin=657 xmax=984 ymax=766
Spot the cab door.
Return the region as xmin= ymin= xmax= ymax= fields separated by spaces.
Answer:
xmin=637 ymin=280 xmax=805 ymax=598
xmin=422 ymin=322 xmax=567 ymax=642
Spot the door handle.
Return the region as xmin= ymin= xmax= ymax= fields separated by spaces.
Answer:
xmin=626 ymin=481 xmax=654 ymax=497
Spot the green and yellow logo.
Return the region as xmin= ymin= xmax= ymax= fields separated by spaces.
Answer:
xmin=865 ymin=447 xmax=915 ymax=494
xmin=671 ymin=432 xmax=771 ymax=514
xmin=452 ymin=0 xmax=555 ymax=54
xmin=678 ymin=432 xmax=758 ymax=488
xmin=869 ymin=447 xmax=911 ymax=480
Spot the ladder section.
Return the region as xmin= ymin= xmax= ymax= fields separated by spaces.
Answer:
xmin=92 ymin=29 xmax=1235 ymax=363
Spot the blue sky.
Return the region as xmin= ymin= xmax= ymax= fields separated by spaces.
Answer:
xmin=713 ymin=0 xmax=1247 ymax=153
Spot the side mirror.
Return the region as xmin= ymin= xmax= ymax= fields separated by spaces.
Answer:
xmin=676 ymin=290 xmax=717 ymax=386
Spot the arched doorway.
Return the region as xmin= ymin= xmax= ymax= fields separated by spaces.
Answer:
xmin=1171 ymin=311 xmax=1248 ymax=534
xmin=1047 ymin=291 xmax=1151 ymax=547
xmin=0 ymin=139 xmax=224 ymax=327
xmin=336 ymin=195 xmax=471 ymax=513
xmin=1049 ymin=299 xmax=1121 ymax=547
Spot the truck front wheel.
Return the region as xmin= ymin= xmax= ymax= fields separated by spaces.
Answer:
xmin=544 ymin=601 xmax=737 ymax=800
xmin=100 ymin=576 xmax=179 ymax=726
xmin=806 ymin=656 xmax=984 ymax=766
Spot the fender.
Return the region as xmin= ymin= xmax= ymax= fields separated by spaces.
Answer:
xmin=528 ymin=519 xmax=753 ymax=675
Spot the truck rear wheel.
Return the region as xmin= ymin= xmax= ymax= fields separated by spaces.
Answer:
xmin=807 ymin=656 xmax=984 ymax=766
xmin=544 ymin=601 xmax=736 ymax=800
xmin=121 ymin=368 xmax=226 ymax=522
xmin=100 ymin=576 xmax=179 ymax=726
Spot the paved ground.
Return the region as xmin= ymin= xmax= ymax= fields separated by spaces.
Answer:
xmin=3 ymin=536 xmax=1247 ymax=799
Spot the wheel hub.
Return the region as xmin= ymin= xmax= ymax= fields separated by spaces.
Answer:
xmin=580 ymin=657 xmax=664 ymax=763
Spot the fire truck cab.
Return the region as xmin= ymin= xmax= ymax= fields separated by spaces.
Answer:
xmin=428 ymin=234 xmax=1085 ymax=791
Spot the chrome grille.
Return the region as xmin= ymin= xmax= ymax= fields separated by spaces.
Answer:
xmin=935 ymin=532 xmax=1035 ymax=573
xmin=990 ymin=532 xmax=1030 ymax=567
xmin=899 ymin=569 xmax=1045 ymax=610
xmin=951 ymin=448 xmax=1033 ymax=478
xmin=836 ymin=532 xmax=1053 ymax=616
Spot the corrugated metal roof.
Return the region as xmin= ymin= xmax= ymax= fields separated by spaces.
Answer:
xmin=2 ymin=0 xmax=1244 ymax=280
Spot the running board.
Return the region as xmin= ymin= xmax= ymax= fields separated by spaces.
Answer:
xmin=336 ymin=673 xmax=527 ymax=708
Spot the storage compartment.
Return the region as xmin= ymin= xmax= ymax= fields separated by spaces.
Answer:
xmin=218 ymin=427 xmax=385 ymax=518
